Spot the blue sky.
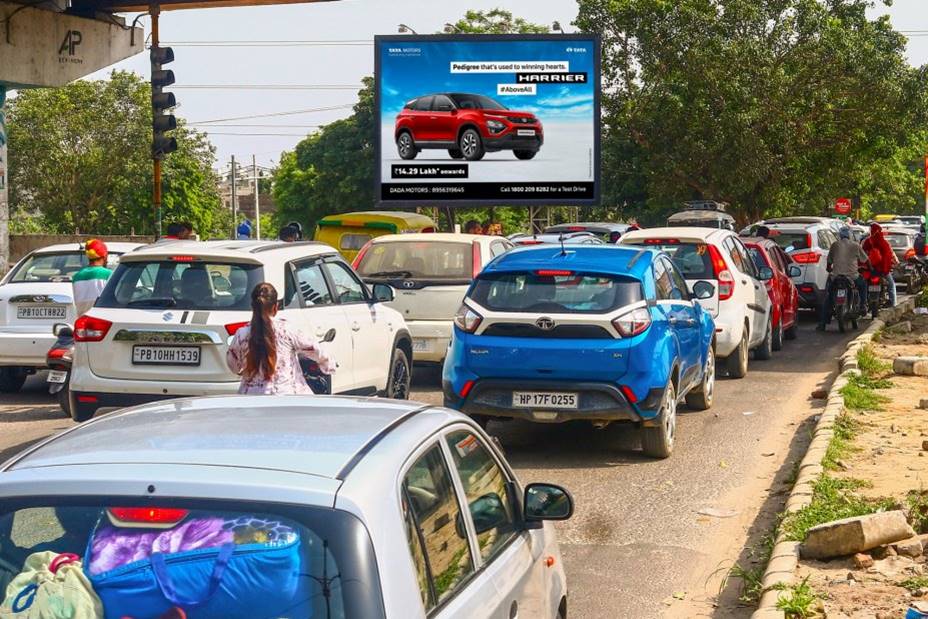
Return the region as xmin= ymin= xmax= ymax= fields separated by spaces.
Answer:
xmin=380 ymin=38 xmax=595 ymax=122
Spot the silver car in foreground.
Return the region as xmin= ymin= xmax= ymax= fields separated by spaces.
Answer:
xmin=0 ymin=396 xmax=572 ymax=618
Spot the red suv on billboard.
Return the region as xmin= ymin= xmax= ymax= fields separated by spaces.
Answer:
xmin=394 ymin=93 xmax=543 ymax=162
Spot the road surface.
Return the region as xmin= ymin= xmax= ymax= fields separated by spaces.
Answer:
xmin=0 ymin=314 xmax=856 ymax=617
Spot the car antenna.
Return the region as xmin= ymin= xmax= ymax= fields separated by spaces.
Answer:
xmin=559 ymin=233 xmax=567 ymax=256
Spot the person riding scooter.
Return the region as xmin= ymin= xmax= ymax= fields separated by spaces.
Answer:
xmin=818 ymin=227 xmax=868 ymax=331
xmin=862 ymin=223 xmax=897 ymax=307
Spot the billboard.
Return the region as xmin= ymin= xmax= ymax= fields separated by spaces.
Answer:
xmin=375 ymin=34 xmax=600 ymax=206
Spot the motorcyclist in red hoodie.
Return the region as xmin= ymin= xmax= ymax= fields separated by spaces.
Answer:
xmin=862 ymin=223 xmax=897 ymax=307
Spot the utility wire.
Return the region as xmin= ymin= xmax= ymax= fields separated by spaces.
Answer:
xmin=204 ymin=132 xmax=310 ymax=136
xmin=173 ymin=84 xmax=364 ymax=90
xmin=188 ymin=123 xmax=322 ymax=128
xmin=191 ymin=104 xmax=354 ymax=125
xmin=162 ymin=39 xmax=372 ymax=47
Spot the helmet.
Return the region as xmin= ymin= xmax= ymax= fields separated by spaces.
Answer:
xmin=84 ymin=238 xmax=108 ymax=261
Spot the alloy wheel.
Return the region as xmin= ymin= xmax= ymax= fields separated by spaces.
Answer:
xmin=462 ymin=132 xmax=478 ymax=157
xmin=662 ymin=384 xmax=677 ymax=448
xmin=398 ymin=134 xmax=412 ymax=157
xmin=703 ymin=349 xmax=715 ymax=403
xmin=391 ymin=358 xmax=410 ymax=399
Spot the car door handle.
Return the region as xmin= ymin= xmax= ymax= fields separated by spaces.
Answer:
xmin=351 ymin=322 xmax=361 ymax=332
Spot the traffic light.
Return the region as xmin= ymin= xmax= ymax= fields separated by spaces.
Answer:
xmin=151 ymin=45 xmax=177 ymax=159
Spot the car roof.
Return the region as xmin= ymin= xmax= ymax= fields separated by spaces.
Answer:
xmin=118 ymin=240 xmax=336 ymax=264
xmin=741 ymin=237 xmax=779 ymax=249
xmin=620 ymin=226 xmax=732 ymax=243
xmin=2 ymin=396 xmax=440 ymax=481
xmin=544 ymin=222 xmax=630 ymax=233
xmin=668 ymin=210 xmax=735 ymax=222
xmin=484 ymin=244 xmax=655 ymax=278
xmin=30 ymin=242 xmax=144 ymax=254
xmin=368 ymin=233 xmax=499 ymax=243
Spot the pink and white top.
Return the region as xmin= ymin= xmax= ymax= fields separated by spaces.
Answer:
xmin=226 ymin=316 xmax=335 ymax=395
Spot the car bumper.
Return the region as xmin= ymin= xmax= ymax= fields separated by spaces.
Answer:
xmin=408 ymin=321 xmax=452 ymax=364
xmin=712 ymin=313 xmax=742 ymax=358
xmin=443 ymin=378 xmax=665 ymax=424
xmin=484 ymin=131 xmax=543 ymax=152
xmin=71 ymin=366 xmax=239 ymax=406
xmin=0 ymin=331 xmax=57 ymax=367
xmin=795 ymin=283 xmax=826 ymax=308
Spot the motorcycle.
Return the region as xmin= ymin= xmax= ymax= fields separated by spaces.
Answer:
xmin=902 ymin=251 xmax=928 ymax=291
xmin=829 ymin=275 xmax=864 ymax=333
xmin=300 ymin=328 xmax=337 ymax=395
xmin=863 ymin=270 xmax=891 ymax=319
xmin=46 ymin=323 xmax=74 ymax=417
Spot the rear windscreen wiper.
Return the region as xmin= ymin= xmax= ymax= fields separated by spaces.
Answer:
xmin=367 ymin=270 xmax=413 ymax=278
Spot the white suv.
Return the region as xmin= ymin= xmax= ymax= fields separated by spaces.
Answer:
xmin=68 ymin=240 xmax=412 ymax=421
xmin=354 ymin=233 xmax=513 ymax=364
xmin=760 ymin=221 xmax=837 ymax=310
xmin=0 ymin=242 xmax=141 ymax=393
xmin=621 ymin=227 xmax=773 ymax=377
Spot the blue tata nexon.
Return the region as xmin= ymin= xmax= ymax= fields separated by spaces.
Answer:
xmin=442 ymin=244 xmax=716 ymax=458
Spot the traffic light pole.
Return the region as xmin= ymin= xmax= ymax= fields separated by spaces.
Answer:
xmin=150 ymin=2 xmax=162 ymax=239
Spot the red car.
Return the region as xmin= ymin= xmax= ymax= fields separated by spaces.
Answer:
xmin=394 ymin=92 xmax=543 ymax=162
xmin=744 ymin=237 xmax=800 ymax=350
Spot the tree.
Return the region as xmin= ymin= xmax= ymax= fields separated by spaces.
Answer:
xmin=7 ymin=71 xmax=224 ymax=236
xmin=271 ymin=10 xmax=547 ymax=233
xmin=576 ymin=0 xmax=924 ymax=224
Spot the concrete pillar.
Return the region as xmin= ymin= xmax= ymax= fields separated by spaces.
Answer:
xmin=0 ymin=86 xmax=7 ymax=275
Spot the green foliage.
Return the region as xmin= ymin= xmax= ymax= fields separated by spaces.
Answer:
xmin=575 ymin=0 xmax=927 ymax=224
xmin=271 ymin=11 xmax=547 ymax=233
xmin=899 ymin=576 xmax=928 ymax=592
xmin=916 ymin=288 xmax=928 ymax=308
xmin=781 ymin=474 xmax=894 ymax=542
xmin=727 ymin=533 xmax=776 ymax=604
xmin=775 ymin=576 xmax=819 ymax=618
xmin=840 ymin=378 xmax=891 ymax=410
xmin=822 ymin=413 xmax=860 ymax=472
xmin=7 ymin=71 xmax=223 ymax=237
xmin=857 ymin=345 xmax=891 ymax=378
xmin=906 ymin=491 xmax=928 ymax=534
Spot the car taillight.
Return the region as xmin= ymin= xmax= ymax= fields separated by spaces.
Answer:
xmin=170 ymin=255 xmax=196 ymax=262
xmin=352 ymin=240 xmax=374 ymax=269
xmin=225 ymin=321 xmax=249 ymax=336
xmin=460 ymin=380 xmax=475 ymax=398
xmin=108 ymin=507 xmax=189 ymax=526
xmin=47 ymin=348 xmax=67 ymax=359
xmin=74 ymin=315 xmax=112 ymax=342
xmin=454 ymin=304 xmax=483 ymax=333
xmin=612 ymin=307 xmax=651 ymax=337
xmin=904 ymin=248 xmax=916 ymax=261
xmin=620 ymin=384 xmax=638 ymax=404
xmin=472 ymin=242 xmax=482 ymax=278
xmin=791 ymin=252 xmax=820 ymax=264
xmin=799 ymin=284 xmax=814 ymax=293
xmin=870 ymin=276 xmax=881 ymax=285
xmin=536 ymin=269 xmax=573 ymax=277
xmin=707 ymin=245 xmax=735 ymax=300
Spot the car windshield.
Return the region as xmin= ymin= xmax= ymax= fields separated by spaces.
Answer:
xmin=0 ymin=499 xmax=383 ymax=618
xmin=448 ymin=93 xmax=507 ymax=111
xmin=886 ymin=233 xmax=911 ymax=249
xmin=356 ymin=242 xmax=472 ymax=280
xmin=631 ymin=242 xmax=714 ymax=280
xmin=470 ymin=271 xmax=642 ymax=313
xmin=7 ymin=252 xmax=120 ymax=284
xmin=767 ymin=231 xmax=811 ymax=252
xmin=96 ymin=260 xmax=263 ymax=311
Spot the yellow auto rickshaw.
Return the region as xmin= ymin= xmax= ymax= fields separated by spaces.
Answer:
xmin=314 ymin=211 xmax=437 ymax=262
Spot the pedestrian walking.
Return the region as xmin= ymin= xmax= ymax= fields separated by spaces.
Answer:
xmin=278 ymin=226 xmax=298 ymax=242
xmin=226 ymin=283 xmax=335 ymax=394
xmin=72 ymin=239 xmax=113 ymax=316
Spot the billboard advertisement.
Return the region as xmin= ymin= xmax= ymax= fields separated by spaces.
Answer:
xmin=375 ymin=34 xmax=600 ymax=206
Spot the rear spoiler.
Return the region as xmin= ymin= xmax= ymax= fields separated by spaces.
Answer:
xmin=118 ymin=252 xmax=263 ymax=266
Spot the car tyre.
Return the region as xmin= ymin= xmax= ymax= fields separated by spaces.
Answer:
xmin=513 ymin=149 xmax=537 ymax=160
xmin=754 ymin=318 xmax=773 ymax=361
xmin=459 ymin=128 xmax=485 ymax=161
xmin=69 ymin=394 xmax=97 ymax=423
xmin=784 ymin=321 xmax=798 ymax=340
xmin=642 ymin=380 xmax=676 ymax=459
xmin=448 ymin=148 xmax=464 ymax=159
xmin=723 ymin=327 xmax=749 ymax=378
xmin=56 ymin=386 xmax=72 ymax=418
xmin=836 ymin=304 xmax=848 ymax=333
xmin=685 ymin=347 xmax=714 ymax=411
xmin=397 ymin=132 xmax=418 ymax=160
xmin=386 ymin=348 xmax=411 ymax=399
xmin=0 ymin=368 xmax=27 ymax=393
xmin=772 ymin=313 xmax=784 ymax=352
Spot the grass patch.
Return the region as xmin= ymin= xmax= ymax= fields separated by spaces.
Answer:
xmin=907 ymin=491 xmax=928 ymax=534
xmin=822 ymin=413 xmax=860 ymax=471
xmin=840 ymin=380 xmax=890 ymax=410
xmin=781 ymin=475 xmax=895 ymax=542
xmin=727 ymin=533 xmax=776 ymax=604
xmin=856 ymin=345 xmax=890 ymax=378
xmin=916 ymin=287 xmax=928 ymax=308
xmin=899 ymin=576 xmax=928 ymax=592
xmin=775 ymin=576 xmax=820 ymax=618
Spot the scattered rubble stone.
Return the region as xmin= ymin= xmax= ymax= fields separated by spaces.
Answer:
xmin=920 ymin=398 xmax=928 ymax=410
xmin=894 ymin=537 xmax=925 ymax=558
xmin=893 ymin=356 xmax=928 ymax=376
xmin=854 ymin=553 xmax=874 ymax=569
xmin=800 ymin=511 xmax=915 ymax=559
xmin=886 ymin=320 xmax=913 ymax=334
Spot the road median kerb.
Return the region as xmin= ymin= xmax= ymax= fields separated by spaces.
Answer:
xmin=750 ymin=296 xmax=917 ymax=617
xmin=750 ymin=319 xmax=885 ymax=618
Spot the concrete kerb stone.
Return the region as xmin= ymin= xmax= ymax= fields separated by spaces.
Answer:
xmin=751 ymin=320 xmax=886 ymax=619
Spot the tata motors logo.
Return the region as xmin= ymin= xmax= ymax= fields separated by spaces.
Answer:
xmin=535 ymin=317 xmax=555 ymax=331
xmin=58 ymin=30 xmax=83 ymax=64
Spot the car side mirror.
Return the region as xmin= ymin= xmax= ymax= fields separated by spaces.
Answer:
xmin=787 ymin=265 xmax=801 ymax=278
xmin=53 ymin=323 xmax=72 ymax=337
xmin=524 ymin=483 xmax=573 ymax=524
xmin=450 ymin=108 xmax=458 ymax=115
xmin=322 ymin=328 xmax=336 ymax=343
xmin=758 ymin=266 xmax=774 ymax=281
xmin=692 ymin=280 xmax=716 ymax=300
xmin=372 ymin=283 xmax=395 ymax=303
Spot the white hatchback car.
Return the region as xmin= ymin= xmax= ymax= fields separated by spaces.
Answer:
xmin=68 ymin=240 xmax=413 ymax=421
xmin=354 ymin=233 xmax=513 ymax=364
xmin=621 ymin=227 xmax=773 ymax=377
xmin=0 ymin=242 xmax=142 ymax=393
xmin=0 ymin=396 xmax=572 ymax=619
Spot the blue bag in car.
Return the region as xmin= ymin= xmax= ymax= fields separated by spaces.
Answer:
xmin=85 ymin=513 xmax=308 ymax=619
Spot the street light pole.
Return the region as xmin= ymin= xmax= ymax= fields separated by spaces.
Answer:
xmin=230 ymin=155 xmax=237 ymax=239
xmin=253 ymin=154 xmax=260 ymax=240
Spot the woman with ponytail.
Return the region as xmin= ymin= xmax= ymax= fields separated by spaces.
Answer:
xmin=226 ymin=282 xmax=335 ymax=394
